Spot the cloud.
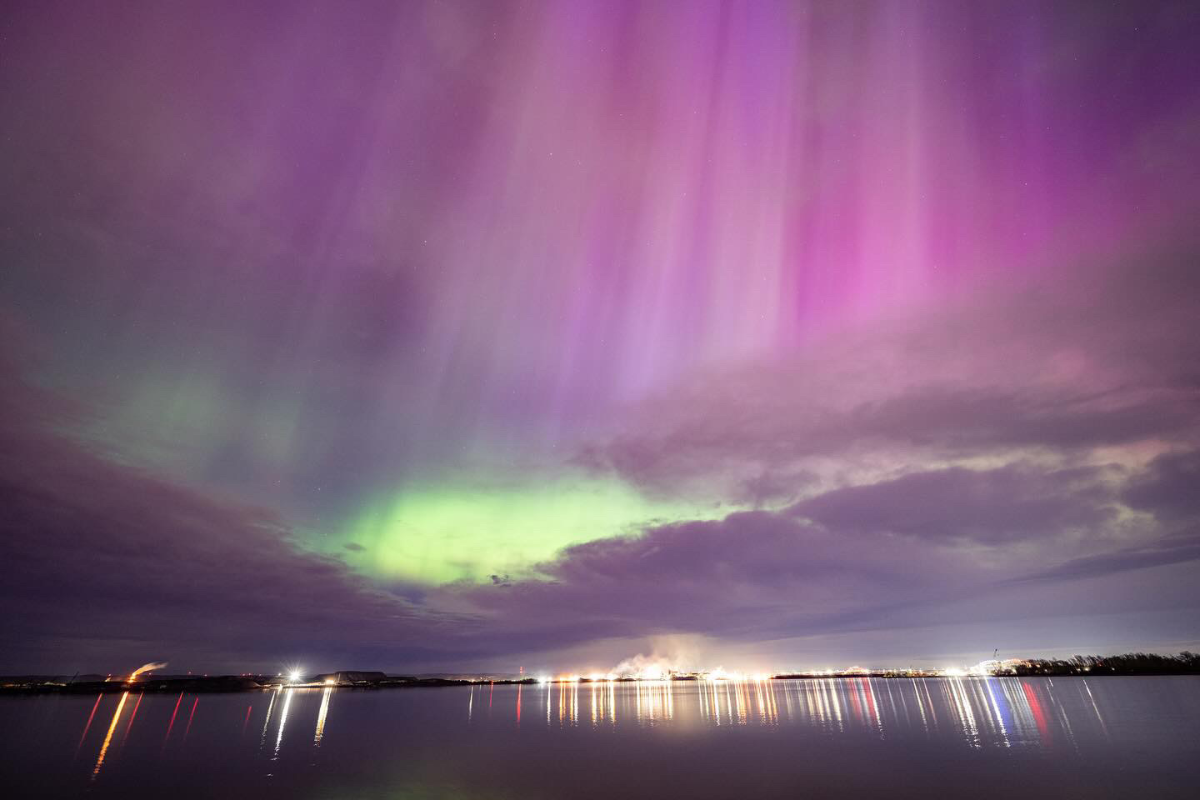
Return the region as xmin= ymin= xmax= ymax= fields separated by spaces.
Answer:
xmin=448 ymin=509 xmax=981 ymax=647
xmin=1013 ymin=530 xmax=1200 ymax=583
xmin=446 ymin=458 xmax=1193 ymax=655
xmin=790 ymin=464 xmax=1118 ymax=544
xmin=1123 ymin=449 xmax=1200 ymax=522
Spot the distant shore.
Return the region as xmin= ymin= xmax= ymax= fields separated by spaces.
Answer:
xmin=0 ymin=674 xmax=500 ymax=695
xmin=4 ymin=652 xmax=1198 ymax=696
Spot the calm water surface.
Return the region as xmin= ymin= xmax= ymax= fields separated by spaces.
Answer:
xmin=2 ymin=677 xmax=1198 ymax=798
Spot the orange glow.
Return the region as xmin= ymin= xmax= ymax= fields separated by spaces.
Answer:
xmin=127 ymin=661 xmax=168 ymax=682
xmin=91 ymin=691 xmax=128 ymax=779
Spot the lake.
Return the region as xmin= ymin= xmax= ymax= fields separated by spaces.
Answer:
xmin=2 ymin=677 xmax=1198 ymax=798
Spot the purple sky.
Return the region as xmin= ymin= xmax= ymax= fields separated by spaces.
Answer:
xmin=2 ymin=0 xmax=1199 ymax=676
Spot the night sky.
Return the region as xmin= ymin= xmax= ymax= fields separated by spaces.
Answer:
xmin=2 ymin=0 xmax=1199 ymax=675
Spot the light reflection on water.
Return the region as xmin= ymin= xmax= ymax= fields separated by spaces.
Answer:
xmin=61 ymin=677 xmax=1195 ymax=749
xmin=63 ymin=677 xmax=1199 ymax=750
xmin=90 ymin=690 xmax=127 ymax=779
xmin=313 ymin=686 xmax=331 ymax=745
xmin=457 ymin=676 xmax=1120 ymax=746
xmin=3 ymin=677 xmax=1199 ymax=799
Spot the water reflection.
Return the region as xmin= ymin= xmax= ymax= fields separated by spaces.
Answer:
xmin=391 ymin=675 xmax=1161 ymax=747
xmin=588 ymin=680 xmax=618 ymax=726
xmin=75 ymin=694 xmax=103 ymax=756
xmin=54 ymin=676 xmax=1191 ymax=782
xmin=624 ymin=676 xmax=1134 ymax=749
xmin=7 ymin=676 xmax=1198 ymax=799
xmin=313 ymin=687 xmax=331 ymax=745
xmin=163 ymin=692 xmax=184 ymax=748
xmin=258 ymin=687 xmax=277 ymax=750
xmin=273 ymin=688 xmax=293 ymax=757
xmin=635 ymin=680 xmax=673 ymax=724
xmin=1083 ymin=679 xmax=1110 ymax=740
xmin=554 ymin=680 xmax=580 ymax=726
xmin=91 ymin=691 xmax=128 ymax=779
xmin=120 ymin=692 xmax=144 ymax=752
xmin=182 ymin=697 xmax=199 ymax=744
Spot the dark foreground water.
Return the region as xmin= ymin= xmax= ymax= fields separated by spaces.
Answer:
xmin=2 ymin=677 xmax=1198 ymax=799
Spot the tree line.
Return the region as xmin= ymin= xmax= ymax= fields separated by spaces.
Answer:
xmin=1012 ymin=652 xmax=1200 ymax=676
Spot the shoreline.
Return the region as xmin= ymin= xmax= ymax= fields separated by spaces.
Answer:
xmin=4 ymin=671 xmax=1198 ymax=696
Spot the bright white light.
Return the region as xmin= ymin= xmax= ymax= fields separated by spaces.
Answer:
xmin=289 ymin=670 xmax=302 ymax=682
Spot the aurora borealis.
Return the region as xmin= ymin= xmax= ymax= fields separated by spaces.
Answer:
xmin=2 ymin=0 xmax=1199 ymax=675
